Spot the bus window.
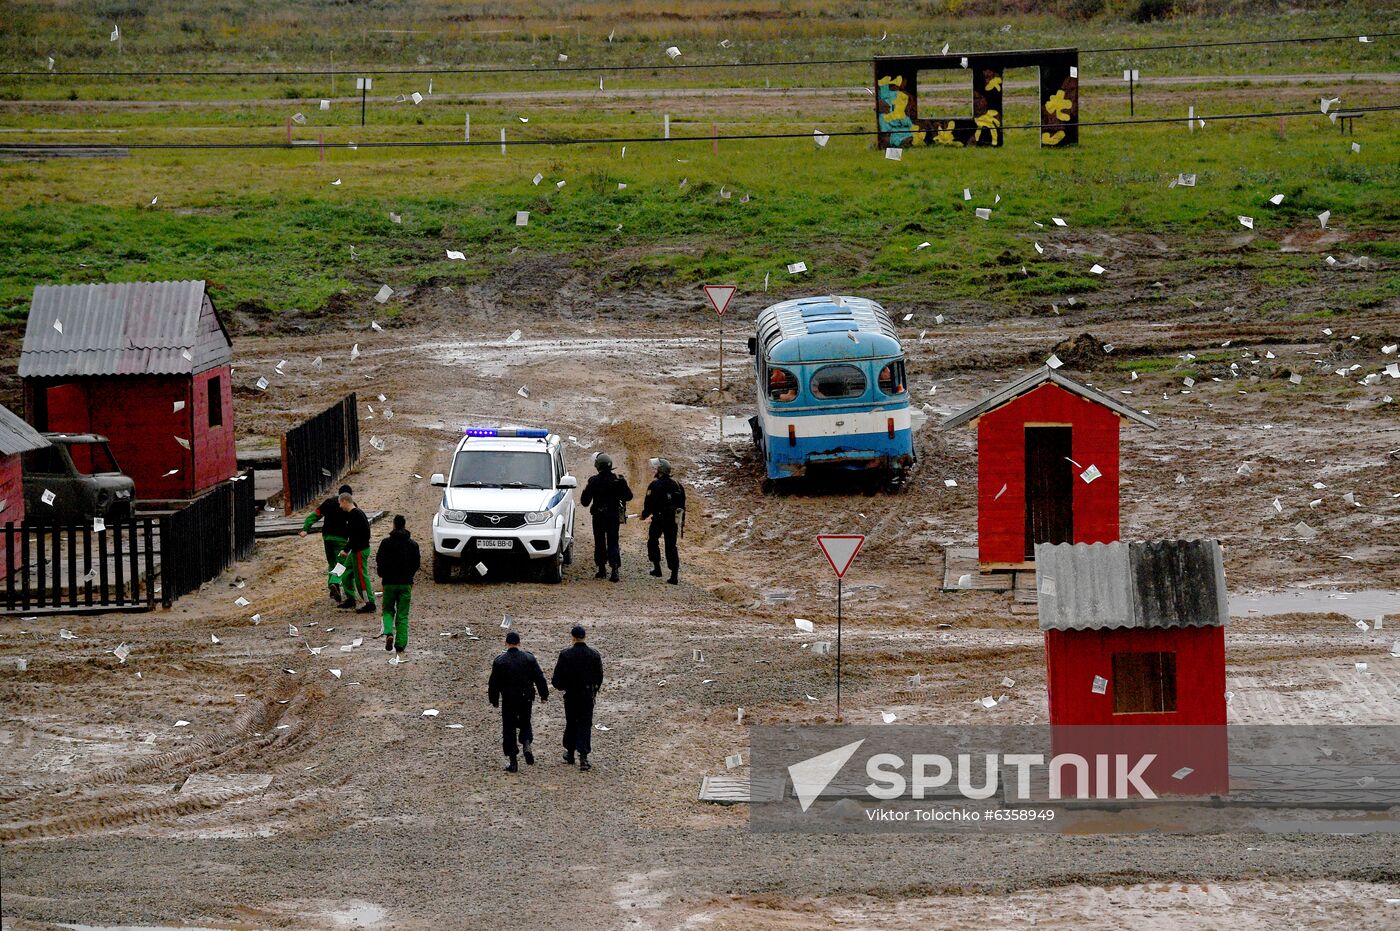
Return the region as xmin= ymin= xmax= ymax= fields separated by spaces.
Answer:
xmin=768 ymin=367 xmax=799 ymax=402
xmin=810 ymin=364 xmax=867 ymax=400
xmin=878 ymin=360 xmax=907 ymax=396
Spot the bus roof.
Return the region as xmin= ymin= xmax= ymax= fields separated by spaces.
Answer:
xmin=755 ymin=296 xmax=901 ymax=364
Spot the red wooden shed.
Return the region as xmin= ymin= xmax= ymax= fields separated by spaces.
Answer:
xmin=1036 ymin=539 xmax=1229 ymax=796
xmin=0 ymin=404 xmax=52 ymax=580
xmin=18 ymin=281 xmax=236 ymax=501
xmin=941 ymin=367 xmax=1158 ymax=570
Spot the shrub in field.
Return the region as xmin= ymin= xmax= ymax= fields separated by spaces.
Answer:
xmin=1130 ymin=0 xmax=1177 ymax=22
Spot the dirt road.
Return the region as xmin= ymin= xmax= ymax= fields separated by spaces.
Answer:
xmin=1 ymin=258 xmax=1398 ymax=928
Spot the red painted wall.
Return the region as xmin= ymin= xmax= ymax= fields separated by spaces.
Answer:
xmin=1045 ymin=626 xmax=1229 ymax=795
xmin=976 ymin=383 xmax=1122 ymax=565
xmin=191 ymin=366 xmax=236 ymax=495
xmin=0 ymin=455 xmax=24 ymax=579
xmin=1044 ymin=626 xmax=1227 ymax=726
xmin=33 ymin=368 xmax=235 ymax=500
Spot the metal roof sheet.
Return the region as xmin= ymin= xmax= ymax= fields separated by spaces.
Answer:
xmin=0 ymin=404 xmax=51 ymax=456
xmin=1036 ymin=540 xmax=1228 ymax=632
xmin=940 ymin=366 xmax=1159 ymax=431
xmin=19 ymin=280 xmax=231 ymax=378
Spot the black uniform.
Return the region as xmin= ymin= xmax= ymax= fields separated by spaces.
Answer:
xmin=344 ymin=506 xmax=372 ymax=554
xmin=307 ymin=495 xmax=351 ymax=573
xmin=488 ymin=647 xmax=549 ymax=759
xmin=579 ymin=471 xmax=633 ymax=571
xmin=551 ymin=642 xmax=604 ymax=757
xmin=374 ymin=529 xmax=421 ymax=585
xmin=641 ymin=476 xmax=686 ymax=575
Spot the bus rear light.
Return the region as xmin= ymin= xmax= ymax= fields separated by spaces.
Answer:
xmin=887 ymin=417 xmax=895 ymax=438
xmin=788 ymin=424 xmax=797 ymax=447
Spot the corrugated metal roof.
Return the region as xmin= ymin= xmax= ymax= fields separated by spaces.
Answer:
xmin=19 ymin=280 xmax=231 ymax=378
xmin=0 ymin=403 xmax=51 ymax=456
xmin=1036 ymin=540 xmax=1227 ymax=632
xmin=940 ymin=367 xmax=1159 ymax=431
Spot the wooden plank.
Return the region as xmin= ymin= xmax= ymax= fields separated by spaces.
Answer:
xmin=256 ymin=509 xmax=385 ymax=539
xmin=698 ymin=775 xmax=785 ymax=804
xmin=942 ymin=545 xmax=1013 ymax=592
xmin=1013 ymin=569 xmax=1039 ymax=604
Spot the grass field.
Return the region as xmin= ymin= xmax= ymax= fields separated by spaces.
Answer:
xmin=0 ymin=1 xmax=1396 ymax=325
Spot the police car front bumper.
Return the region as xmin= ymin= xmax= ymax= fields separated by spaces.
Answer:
xmin=432 ymin=513 xmax=564 ymax=560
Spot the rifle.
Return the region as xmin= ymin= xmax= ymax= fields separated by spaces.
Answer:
xmin=677 ymin=505 xmax=686 ymax=538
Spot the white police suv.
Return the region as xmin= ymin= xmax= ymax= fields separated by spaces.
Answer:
xmin=430 ymin=428 xmax=577 ymax=583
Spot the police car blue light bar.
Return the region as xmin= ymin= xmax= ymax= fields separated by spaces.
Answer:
xmin=464 ymin=428 xmax=549 ymax=438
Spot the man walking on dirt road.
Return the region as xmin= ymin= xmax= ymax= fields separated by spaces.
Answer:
xmin=299 ymin=483 xmax=353 ymax=602
xmin=488 ymin=630 xmax=549 ymax=773
xmin=551 ymin=625 xmax=604 ymax=771
xmin=579 ymin=452 xmax=632 ymax=583
xmin=641 ymin=458 xmax=686 ymax=585
xmin=334 ymin=492 xmax=377 ymax=614
xmin=375 ymin=514 xmax=420 ymax=661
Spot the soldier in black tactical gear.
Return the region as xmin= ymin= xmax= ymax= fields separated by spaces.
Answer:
xmin=641 ymin=458 xmax=686 ymax=585
xmin=488 ymin=630 xmax=549 ymax=772
xmin=578 ymin=452 xmax=632 ymax=583
xmin=551 ymin=624 xmax=604 ymax=771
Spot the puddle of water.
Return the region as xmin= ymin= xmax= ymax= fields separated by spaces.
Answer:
xmin=1229 ymin=589 xmax=1400 ymax=621
xmin=721 ymin=415 xmax=751 ymax=438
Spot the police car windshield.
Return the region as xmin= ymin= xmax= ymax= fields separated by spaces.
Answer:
xmin=450 ymin=449 xmax=552 ymax=489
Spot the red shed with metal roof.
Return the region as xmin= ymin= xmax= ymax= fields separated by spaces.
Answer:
xmin=18 ymin=280 xmax=236 ymax=501
xmin=942 ymin=367 xmax=1158 ymax=570
xmin=1036 ymin=539 xmax=1229 ymax=796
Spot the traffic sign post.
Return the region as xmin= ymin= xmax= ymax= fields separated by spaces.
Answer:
xmin=816 ymin=534 xmax=865 ymax=720
xmin=704 ymin=285 xmax=737 ymax=393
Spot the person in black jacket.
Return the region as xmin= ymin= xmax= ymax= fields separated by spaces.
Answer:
xmin=488 ymin=631 xmax=549 ymax=772
xmin=375 ymin=514 xmax=420 ymax=660
xmin=551 ymin=624 xmax=604 ymax=771
xmin=335 ymin=493 xmax=377 ymax=614
xmin=641 ymin=458 xmax=686 ymax=585
xmin=300 ymin=484 xmax=353 ymax=601
xmin=578 ymin=452 xmax=632 ymax=583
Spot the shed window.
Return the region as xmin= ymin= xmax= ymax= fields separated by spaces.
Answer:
xmin=207 ymin=377 xmax=223 ymax=428
xmin=810 ymin=364 xmax=867 ymax=400
xmin=1111 ymin=652 xmax=1177 ymax=714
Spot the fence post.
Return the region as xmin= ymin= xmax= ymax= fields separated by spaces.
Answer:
xmin=153 ymin=517 xmax=167 ymax=608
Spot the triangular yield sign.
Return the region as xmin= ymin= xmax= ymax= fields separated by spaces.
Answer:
xmin=703 ymin=284 xmax=737 ymax=316
xmin=817 ymin=534 xmax=865 ymax=578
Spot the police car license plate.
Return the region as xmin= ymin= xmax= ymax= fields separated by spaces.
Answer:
xmin=476 ymin=539 xmax=513 ymax=550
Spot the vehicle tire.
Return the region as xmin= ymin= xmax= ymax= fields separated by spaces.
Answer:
xmin=561 ymin=539 xmax=573 ymax=566
xmin=432 ymin=550 xmax=456 ymax=584
xmin=538 ymin=551 xmax=563 ymax=584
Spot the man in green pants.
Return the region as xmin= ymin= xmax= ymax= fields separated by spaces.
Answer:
xmin=299 ymin=484 xmax=353 ymax=602
xmin=375 ymin=514 xmax=421 ymax=661
xmin=335 ymin=492 xmax=377 ymax=614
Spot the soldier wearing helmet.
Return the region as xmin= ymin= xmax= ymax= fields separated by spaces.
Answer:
xmin=641 ymin=457 xmax=686 ymax=585
xmin=579 ymin=452 xmax=633 ymax=582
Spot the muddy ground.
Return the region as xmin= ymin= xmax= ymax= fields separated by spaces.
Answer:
xmin=1 ymin=250 xmax=1398 ymax=929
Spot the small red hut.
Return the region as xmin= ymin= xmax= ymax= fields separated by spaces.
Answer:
xmin=941 ymin=366 xmax=1157 ymax=570
xmin=1037 ymin=539 xmax=1229 ymax=795
xmin=0 ymin=404 xmax=52 ymax=579
xmin=19 ymin=281 xmax=236 ymax=501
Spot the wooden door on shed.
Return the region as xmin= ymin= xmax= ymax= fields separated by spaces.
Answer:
xmin=1024 ymin=426 xmax=1073 ymax=558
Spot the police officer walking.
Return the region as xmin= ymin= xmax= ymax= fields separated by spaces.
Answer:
xmin=488 ymin=630 xmax=549 ymax=772
xmin=579 ymin=453 xmax=632 ymax=583
xmin=641 ymin=458 xmax=686 ymax=585
xmin=551 ymin=625 xmax=604 ymax=771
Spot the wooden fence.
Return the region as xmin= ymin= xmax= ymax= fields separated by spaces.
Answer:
xmin=2 ymin=470 xmax=256 ymax=615
xmin=282 ymin=393 xmax=359 ymax=516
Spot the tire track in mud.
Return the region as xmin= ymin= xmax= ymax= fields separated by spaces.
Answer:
xmin=0 ymin=680 xmax=349 ymax=843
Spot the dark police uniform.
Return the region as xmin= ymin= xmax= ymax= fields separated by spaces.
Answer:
xmin=579 ymin=471 xmax=633 ymax=572
xmin=551 ymin=641 xmax=604 ymax=759
xmin=641 ymin=475 xmax=686 ymax=578
xmin=488 ymin=646 xmax=549 ymax=760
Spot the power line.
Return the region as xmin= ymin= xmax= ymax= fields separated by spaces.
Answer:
xmin=2 ymin=31 xmax=1393 ymax=78
xmin=1 ymin=104 xmax=1394 ymax=150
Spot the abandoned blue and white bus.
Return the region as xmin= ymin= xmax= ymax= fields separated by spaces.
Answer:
xmin=747 ymin=295 xmax=915 ymax=483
